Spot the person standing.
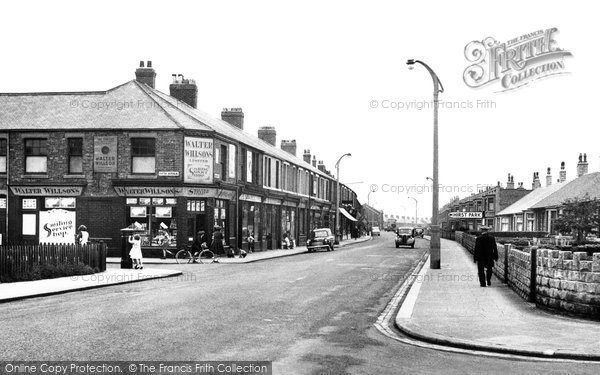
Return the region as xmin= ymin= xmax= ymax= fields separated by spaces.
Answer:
xmin=77 ymin=225 xmax=89 ymax=245
xmin=191 ymin=230 xmax=208 ymax=262
xmin=247 ymin=232 xmax=255 ymax=253
xmin=129 ymin=234 xmax=144 ymax=269
xmin=159 ymin=230 xmax=174 ymax=259
xmin=211 ymin=226 xmax=226 ymax=257
xmin=474 ymin=226 xmax=498 ymax=287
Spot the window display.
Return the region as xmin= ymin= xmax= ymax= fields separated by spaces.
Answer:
xmin=126 ymin=197 xmax=177 ymax=247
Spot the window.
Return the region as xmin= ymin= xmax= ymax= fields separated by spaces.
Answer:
xmin=487 ymin=198 xmax=495 ymax=211
xmin=501 ymin=217 xmax=509 ymax=231
xmin=0 ymin=138 xmax=6 ymax=173
xmin=25 ymin=138 xmax=47 ymax=173
xmin=68 ymin=138 xmax=83 ymax=174
xmin=131 ymin=138 xmax=155 ymax=174
xmin=221 ymin=145 xmax=227 ymax=179
xmin=275 ymin=161 xmax=280 ymax=189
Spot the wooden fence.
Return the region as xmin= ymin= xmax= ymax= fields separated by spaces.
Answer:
xmin=0 ymin=243 xmax=107 ymax=281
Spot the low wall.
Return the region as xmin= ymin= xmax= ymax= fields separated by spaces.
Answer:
xmin=452 ymin=231 xmax=600 ymax=319
xmin=536 ymin=250 xmax=600 ymax=317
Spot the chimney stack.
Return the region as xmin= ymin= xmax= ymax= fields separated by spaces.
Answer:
xmin=221 ymin=108 xmax=244 ymax=130
xmin=135 ymin=60 xmax=156 ymax=89
xmin=257 ymin=126 xmax=276 ymax=146
xmin=169 ymin=74 xmax=198 ymax=108
xmin=317 ymin=160 xmax=327 ymax=173
xmin=280 ymin=140 xmax=297 ymax=156
xmin=303 ymin=149 xmax=311 ymax=164
xmin=312 ymin=155 xmax=317 ymax=167
xmin=559 ymin=161 xmax=566 ymax=183
xmin=577 ymin=153 xmax=588 ymax=177
xmin=506 ymin=173 xmax=515 ymax=189
xmin=546 ymin=167 xmax=552 ymax=187
xmin=532 ymin=172 xmax=542 ymax=190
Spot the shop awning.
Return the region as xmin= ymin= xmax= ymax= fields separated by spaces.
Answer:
xmin=339 ymin=207 xmax=357 ymax=222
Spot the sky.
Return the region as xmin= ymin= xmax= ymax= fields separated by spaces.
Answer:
xmin=0 ymin=0 xmax=596 ymax=220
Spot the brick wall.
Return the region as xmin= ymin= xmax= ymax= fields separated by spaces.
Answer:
xmin=537 ymin=249 xmax=600 ymax=318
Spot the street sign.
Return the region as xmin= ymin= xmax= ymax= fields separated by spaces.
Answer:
xmin=449 ymin=211 xmax=483 ymax=219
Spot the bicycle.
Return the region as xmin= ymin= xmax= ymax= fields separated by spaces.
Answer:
xmin=175 ymin=245 xmax=216 ymax=264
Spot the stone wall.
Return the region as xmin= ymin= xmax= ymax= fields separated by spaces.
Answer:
xmin=536 ymin=249 xmax=600 ymax=318
xmin=507 ymin=247 xmax=533 ymax=301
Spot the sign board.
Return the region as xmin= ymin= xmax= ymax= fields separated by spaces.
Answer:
xmin=184 ymin=137 xmax=213 ymax=183
xmin=113 ymin=186 xmax=236 ymax=200
xmin=11 ymin=186 xmax=84 ymax=196
xmin=93 ymin=136 xmax=118 ymax=173
xmin=39 ymin=209 xmax=76 ymax=244
xmin=449 ymin=211 xmax=483 ymax=219
xmin=158 ymin=171 xmax=180 ymax=177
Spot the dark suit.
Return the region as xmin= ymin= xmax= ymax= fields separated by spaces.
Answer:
xmin=474 ymin=232 xmax=498 ymax=286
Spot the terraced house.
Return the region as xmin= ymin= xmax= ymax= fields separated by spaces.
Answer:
xmin=0 ymin=61 xmax=360 ymax=256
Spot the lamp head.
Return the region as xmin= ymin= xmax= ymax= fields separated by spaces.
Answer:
xmin=406 ymin=59 xmax=416 ymax=70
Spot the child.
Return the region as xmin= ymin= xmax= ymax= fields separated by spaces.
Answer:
xmin=160 ymin=230 xmax=173 ymax=259
xmin=129 ymin=234 xmax=143 ymax=269
xmin=247 ymin=232 xmax=255 ymax=253
xmin=77 ymin=225 xmax=89 ymax=245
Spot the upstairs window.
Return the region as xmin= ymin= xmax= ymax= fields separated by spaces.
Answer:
xmin=0 ymin=139 xmax=6 ymax=173
xmin=68 ymin=138 xmax=83 ymax=174
xmin=131 ymin=138 xmax=156 ymax=174
xmin=25 ymin=138 xmax=47 ymax=173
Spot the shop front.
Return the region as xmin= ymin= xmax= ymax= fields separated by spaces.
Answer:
xmin=114 ymin=186 xmax=237 ymax=256
xmin=240 ymin=194 xmax=262 ymax=251
xmin=263 ymin=198 xmax=282 ymax=250
xmin=298 ymin=201 xmax=308 ymax=245
xmin=281 ymin=201 xmax=297 ymax=247
xmin=8 ymin=185 xmax=84 ymax=244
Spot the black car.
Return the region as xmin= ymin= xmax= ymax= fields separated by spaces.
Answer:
xmin=307 ymin=228 xmax=335 ymax=252
xmin=395 ymin=227 xmax=416 ymax=248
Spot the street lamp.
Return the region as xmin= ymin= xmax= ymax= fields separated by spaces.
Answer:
xmin=407 ymin=58 xmax=444 ymax=269
xmin=335 ymin=153 xmax=352 ymax=244
xmin=408 ymin=196 xmax=418 ymax=225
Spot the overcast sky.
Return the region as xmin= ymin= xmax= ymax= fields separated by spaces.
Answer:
xmin=1 ymin=0 xmax=595 ymax=219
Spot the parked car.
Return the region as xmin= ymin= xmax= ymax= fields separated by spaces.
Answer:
xmin=395 ymin=227 xmax=415 ymax=248
xmin=307 ymin=228 xmax=335 ymax=252
xmin=371 ymin=226 xmax=381 ymax=236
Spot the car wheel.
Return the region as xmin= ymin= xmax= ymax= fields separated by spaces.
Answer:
xmin=330 ymin=244 xmax=334 ymax=251
xmin=411 ymin=244 xmax=414 ymax=249
xmin=396 ymin=244 xmax=399 ymax=248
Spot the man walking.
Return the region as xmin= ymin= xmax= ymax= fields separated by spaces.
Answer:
xmin=474 ymin=226 xmax=498 ymax=287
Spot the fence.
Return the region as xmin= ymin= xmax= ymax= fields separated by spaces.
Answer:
xmin=0 ymin=243 xmax=107 ymax=281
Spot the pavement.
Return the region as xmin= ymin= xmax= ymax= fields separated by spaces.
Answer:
xmin=396 ymin=238 xmax=600 ymax=360
xmin=0 ymin=267 xmax=182 ymax=303
xmin=106 ymin=235 xmax=372 ymax=264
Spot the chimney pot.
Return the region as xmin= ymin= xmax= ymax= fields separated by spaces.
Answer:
xmin=147 ymin=60 xmax=152 ymax=68
xmin=139 ymin=60 xmax=145 ymax=68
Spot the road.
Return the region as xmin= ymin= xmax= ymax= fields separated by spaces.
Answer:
xmin=2 ymin=232 xmax=600 ymax=374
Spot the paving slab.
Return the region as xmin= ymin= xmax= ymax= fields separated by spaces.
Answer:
xmin=396 ymin=239 xmax=600 ymax=360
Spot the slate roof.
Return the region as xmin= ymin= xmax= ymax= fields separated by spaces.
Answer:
xmin=0 ymin=80 xmax=332 ymax=179
xmin=0 ymin=81 xmax=211 ymax=131
xmin=496 ymin=180 xmax=571 ymax=216
xmin=529 ymin=172 xmax=600 ymax=209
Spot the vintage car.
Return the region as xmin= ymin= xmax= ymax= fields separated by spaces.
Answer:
xmin=371 ymin=226 xmax=381 ymax=236
xmin=395 ymin=227 xmax=416 ymax=248
xmin=306 ymin=228 xmax=335 ymax=252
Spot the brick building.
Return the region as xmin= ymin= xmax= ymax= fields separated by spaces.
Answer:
xmin=0 ymin=61 xmax=360 ymax=255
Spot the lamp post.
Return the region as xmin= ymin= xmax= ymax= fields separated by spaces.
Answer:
xmin=408 ymin=196 xmax=418 ymax=225
xmin=335 ymin=153 xmax=351 ymax=244
xmin=407 ymin=59 xmax=444 ymax=269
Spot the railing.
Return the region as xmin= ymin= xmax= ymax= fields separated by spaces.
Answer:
xmin=0 ymin=243 xmax=107 ymax=281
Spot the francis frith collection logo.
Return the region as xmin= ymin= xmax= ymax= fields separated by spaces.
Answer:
xmin=463 ymin=27 xmax=572 ymax=92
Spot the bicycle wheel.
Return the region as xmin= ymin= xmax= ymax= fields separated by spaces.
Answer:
xmin=198 ymin=249 xmax=215 ymax=264
xmin=175 ymin=249 xmax=192 ymax=264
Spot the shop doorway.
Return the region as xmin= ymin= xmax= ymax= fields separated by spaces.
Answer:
xmin=186 ymin=214 xmax=208 ymax=244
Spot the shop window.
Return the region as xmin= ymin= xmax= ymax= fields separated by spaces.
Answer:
xmin=214 ymin=199 xmax=228 ymax=242
xmin=22 ymin=213 xmax=36 ymax=236
xmin=25 ymin=138 xmax=47 ymax=173
xmin=45 ymin=197 xmax=76 ymax=209
xmin=68 ymin=138 xmax=83 ymax=174
xmin=22 ymin=198 xmax=37 ymax=210
xmin=0 ymin=197 xmax=6 ymax=209
xmin=0 ymin=138 xmax=7 ymax=173
xmin=131 ymin=138 xmax=156 ymax=174
xmin=126 ymin=197 xmax=177 ymax=247
xmin=187 ymin=200 xmax=206 ymax=212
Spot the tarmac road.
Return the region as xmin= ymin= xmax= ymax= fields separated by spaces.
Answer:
xmin=2 ymin=232 xmax=600 ymax=374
